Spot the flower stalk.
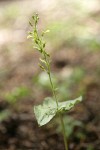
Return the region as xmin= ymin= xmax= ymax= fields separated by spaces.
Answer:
xmin=28 ymin=13 xmax=68 ymax=150
xmin=28 ymin=13 xmax=82 ymax=150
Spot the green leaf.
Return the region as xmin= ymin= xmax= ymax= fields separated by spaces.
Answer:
xmin=34 ymin=97 xmax=57 ymax=126
xmin=58 ymin=96 xmax=82 ymax=113
xmin=34 ymin=96 xmax=82 ymax=126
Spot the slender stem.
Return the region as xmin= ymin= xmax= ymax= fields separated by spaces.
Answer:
xmin=59 ymin=114 xmax=68 ymax=150
xmin=46 ymin=61 xmax=68 ymax=150
xmin=48 ymin=72 xmax=59 ymax=108
xmin=31 ymin=15 xmax=68 ymax=150
xmin=43 ymin=54 xmax=59 ymax=106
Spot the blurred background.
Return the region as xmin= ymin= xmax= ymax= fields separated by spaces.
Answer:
xmin=0 ymin=0 xmax=100 ymax=149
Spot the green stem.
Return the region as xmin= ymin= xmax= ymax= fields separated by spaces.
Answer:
xmin=59 ymin=114 xmax=68 ymax=150
xmin=32 ymin=17 xmax=68 ymax=149
xmin=48 ymin=72 xmax=59 ymax=108
xmin=47 ymin=63 xmax=68 ymax=150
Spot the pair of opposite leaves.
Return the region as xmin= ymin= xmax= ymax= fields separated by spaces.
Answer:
xmin=34 ymin=96 xmax=82 ymax=126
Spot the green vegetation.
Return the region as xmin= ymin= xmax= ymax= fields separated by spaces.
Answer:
xmin=0 ymin=110 xmax=10 ymax=122
xmin=5 ymin=86 xmax=30 ymax=104
xmin=57 ymin=116 xmax=83 ymax=138
xmin=0 ymin=86 xmax=30 ymax=122
xmin=28 ymin=14 xmax=82 ymax=150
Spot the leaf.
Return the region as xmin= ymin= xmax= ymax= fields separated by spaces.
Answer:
xmin=34 ymin=96 xmax=82 ymax=126
xmin=58 ymin=96 xmax=82 ymax=113
xmin=34 ymin=97 xmax=57 ymax=126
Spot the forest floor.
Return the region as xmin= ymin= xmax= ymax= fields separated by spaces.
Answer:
xmin=0 ymin=0 xmax=100 ymax=150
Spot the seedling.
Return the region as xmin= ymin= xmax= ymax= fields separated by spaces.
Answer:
xmin=28 ymin=13 xmax=82 ymax=150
